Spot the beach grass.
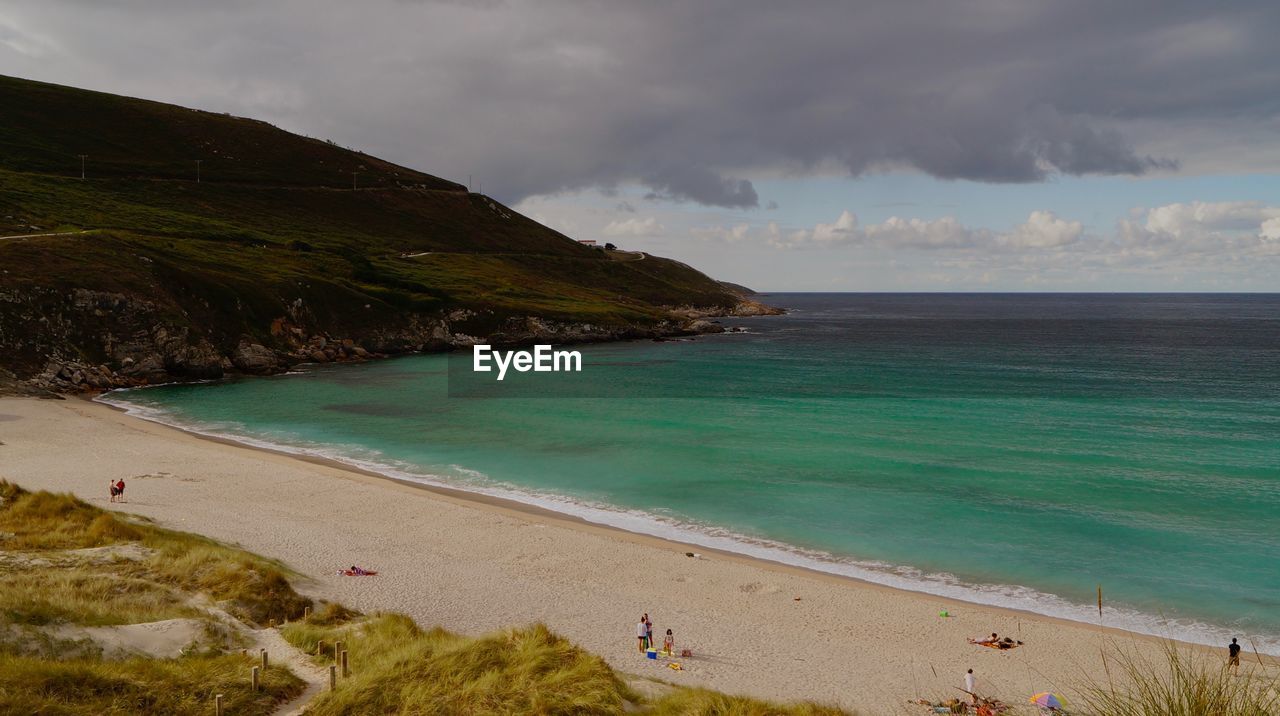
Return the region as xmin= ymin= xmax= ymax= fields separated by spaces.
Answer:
xmin=0 ymin=480 xmax=311 ymax=627
xmin=0 ymin=567 xmax=199 ymax=627
xmin=0 ymin=480 xmax=310 ymax=713
xmin=283 ymin=613 xmax=637 ymax=714
xmin=282 ymin=610 xmax=855 ymax=715
xmin=1078 ymin=640 xmax=1280 ymax=716
xmin=0 ymin=651 xmax=303 ymax=715
xmin=644 ymin=687 xmax=852 ymax=715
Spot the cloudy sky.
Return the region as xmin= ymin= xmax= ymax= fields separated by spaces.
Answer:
xmin=3 ymin=0 xmax=1279 ymax=290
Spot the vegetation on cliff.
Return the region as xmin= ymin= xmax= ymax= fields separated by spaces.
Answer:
xmin=0 ymin=75 xmax=769 ymax=392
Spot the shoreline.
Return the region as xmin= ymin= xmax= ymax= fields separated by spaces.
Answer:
xmin=92 ymin=391 xmax=1270 ymax=658
xmin=3 ymin=396 xmax=1274 ymax=711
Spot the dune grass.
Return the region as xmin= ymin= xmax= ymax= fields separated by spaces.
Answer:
xmin=282 ymin=610 xmax=855 ymax=715
xmin=0 ymin=481 xmax=311 ymax=627
xmin=0 ymin=480 xmax=312 ymax=714
xmin=644 ymin=688 xmax=851 ymax=716
xmin=1078 ymin=640 xmax=1280 ymax=716
xmin=283 ymin=613 xmax=634 ymax=714
xmin=0 ymin=651 xmax=303 ymax=715
xmin=0 ymin=568 xmax=197 ymax=627
xmin=0 ymin=482 xmax=143 ymax=550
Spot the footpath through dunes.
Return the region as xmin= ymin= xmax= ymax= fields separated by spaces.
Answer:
xmin=5 ymin=397 xmax=1280 ymax=714
xmin=0 ymin=73 xmax=775 ymax=395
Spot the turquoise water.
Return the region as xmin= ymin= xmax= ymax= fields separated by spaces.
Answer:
xmin=105 ymin=294 xmax=1280 ymax=652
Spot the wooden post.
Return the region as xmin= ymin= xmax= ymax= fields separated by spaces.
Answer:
xmin=316 ymin=640 xmax=324 ymax=656
xmin=269 ymin=618 xmax=276 ymax=629
xmin=304 ymin=606 xmax=312 ymax=620
xmin=251 ymin=666 xmax=260 ymax=692
xmin=260 ymin=649 xmax=268 ymax=670
xmin=329 ymin=664 xmax=337 ymax=690
xmin=334 ymin=640 xmax=343 ymax=664
xmin=341 ymin=649 xmax=349 ymax=677
xmin=214 ymin=694 xmax=223 ymax=716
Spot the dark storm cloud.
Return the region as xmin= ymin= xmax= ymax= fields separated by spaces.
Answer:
xmin=2 ymin=0 xmax=1277 ymax=206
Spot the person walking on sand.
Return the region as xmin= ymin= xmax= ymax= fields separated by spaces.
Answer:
xmin=1228 ymin=638 xmax=1242 ymax=675
xmin=964 ymin=668 xmax=978 ymax=705
xmin=114 ymin=479 xmax=126 ymax=503
xmin=636 ymin=617 xmax=649 ymax=653
xmin=108 ymin=480 xmax=120 ymax=503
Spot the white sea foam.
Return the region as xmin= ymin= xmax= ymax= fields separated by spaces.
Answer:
xmin=97 ymin=390 xmax=1280 ymax=656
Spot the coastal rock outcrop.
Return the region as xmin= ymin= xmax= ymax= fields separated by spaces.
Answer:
xmin=232 ymin=343 xmax=281 ymax=374
xmin=0 ymin=278 xmax=777 ymax=396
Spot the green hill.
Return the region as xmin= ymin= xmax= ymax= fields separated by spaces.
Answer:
xmin=0 ymin=75 xmax=773 ymax=393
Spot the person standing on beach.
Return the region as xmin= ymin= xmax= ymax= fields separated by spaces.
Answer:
xmin=1228 ymin=638 xmax=1242 ymax=675
xmin=637 ymin=617 xmax=649 ymax=653
xmin=964 ymin=668 xmax=978 ymax=705
xmin=644 ymin=614 xmax=654 ymax=651
xmin=108 ymin=480 xmax=119 ymax=503
xmin=115 ymin=479 xmax=126 ymax=503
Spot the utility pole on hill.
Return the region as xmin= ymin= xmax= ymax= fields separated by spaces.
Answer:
xmin=352 ymin=170 xmax=359 ymax=190
xmin=77 ymin=155 xmax=87 ymax=179
xmin=195 ymin=160 xmax=202 ymax=183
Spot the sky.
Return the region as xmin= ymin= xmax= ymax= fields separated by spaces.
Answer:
xmin=2 ymin=0 xmax=1279 ymax=291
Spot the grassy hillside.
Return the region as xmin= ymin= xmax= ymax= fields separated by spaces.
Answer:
xmin=0 ymin=75 xmax=766 ymax=391
xmin=0 ymin=76 xmax=460 ymax=190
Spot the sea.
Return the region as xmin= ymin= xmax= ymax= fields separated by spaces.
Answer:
xmin=101 ymin=293 xmax=1280 ymax=653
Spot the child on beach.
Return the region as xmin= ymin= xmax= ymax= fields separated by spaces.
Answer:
xmin=637 ymin=617 xmax=649 ymax=652
xmin=663 ymin=628 xmax=675 ymax=656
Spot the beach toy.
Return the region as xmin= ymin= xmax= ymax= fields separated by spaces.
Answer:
xmin=667 ymin=662 xmax=683 ymax=671
xmin=646 ymin=649 xmax=658 ymax=660
xmin=939 ymin=609 xmax=950 ymax=617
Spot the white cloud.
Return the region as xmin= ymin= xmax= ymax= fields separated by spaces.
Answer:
xmin=603 ymin=216 xmax=666 ymax=237
xmin=1261 ymin=217 xmax=1280 ymax=241
xmin=691 ymin=223 xmax=751 ymax=243
xmin=863 ymin=215 xmax=980 ymax=248
xmin=1143 ymin=201 xmax=1280 ymax=237
xmin=811 ymin=210 xmax=859 ymax=243
xmin=1002 ymin=210 xmax=1083 ymax=248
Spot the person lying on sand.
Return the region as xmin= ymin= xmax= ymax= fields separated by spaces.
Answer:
xmin=339 ymin=565 xmax=377 ymax=576
xmin=968 ymin=633 xmax=1023 ymax=650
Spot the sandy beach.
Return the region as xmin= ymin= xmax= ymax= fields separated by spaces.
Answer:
xmin=0 ymin=396 xmax=1264 ymax=714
